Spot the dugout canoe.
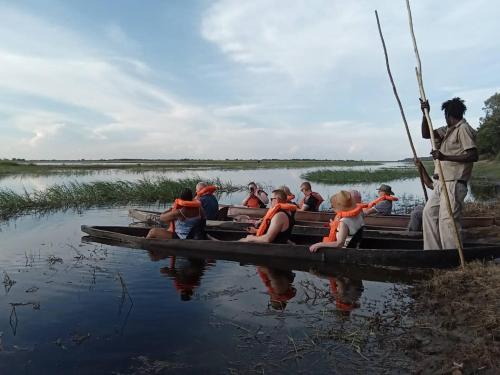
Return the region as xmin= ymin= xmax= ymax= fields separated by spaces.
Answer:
xmin=130 ymin=207 xmax=495 ymax=229
xmin=81 ymin=225 xmax=500 ymax=269
xmin=223 ymin=206 xmax=496 ymax=229
xmin=128 ymin=208 xmax=423 ymax=239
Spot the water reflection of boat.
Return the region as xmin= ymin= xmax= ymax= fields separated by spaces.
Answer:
xmin=257 ymin=266 xmax=296 ymax=310
xmin=81 ymin=225 xmax=500 ymax=269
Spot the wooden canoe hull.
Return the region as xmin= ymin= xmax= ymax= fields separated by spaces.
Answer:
xmin=224 ymin=206 xmax=496 ymax=228
xmin=130 ymin=208 xmax=495 ymax=230
xmin=81 ymin=225 xmax=500 ymax=269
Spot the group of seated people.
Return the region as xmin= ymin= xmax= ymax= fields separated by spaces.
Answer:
xmin=146 ymin=180 xmax=398 ymax=253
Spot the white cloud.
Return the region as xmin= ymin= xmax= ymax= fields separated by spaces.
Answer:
xmin=0 ymin=2 xmax=499 ymax=160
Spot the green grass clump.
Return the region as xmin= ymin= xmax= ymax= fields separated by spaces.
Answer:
xmin=302 ymin=167 xmax=419 ymax=184
xmin=0 ymin=177 xmax=241 ymax=220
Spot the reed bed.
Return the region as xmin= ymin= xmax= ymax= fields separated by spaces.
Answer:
xmin=0 ymin=177 xmax=241 ymax=220
xmin=0 ymin=159 xmax=382 ymax=177
xmin=302 ymin=167 xmax=419 ymax=184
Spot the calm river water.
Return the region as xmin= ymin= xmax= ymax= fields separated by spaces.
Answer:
xmin=0 ymin=164 xmax=440 ymax=373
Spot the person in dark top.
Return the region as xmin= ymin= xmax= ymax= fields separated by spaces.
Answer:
xmin=297 ymin=182 xmax=324 ymax=212
xmin=195 ymin=182 xmax=219 ymax=220
xmin=240 ymin=189 xmax=296 ymax=244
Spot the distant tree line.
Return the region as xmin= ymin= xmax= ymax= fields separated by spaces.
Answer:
xmin=477 ymin=93 xmax=500 ymax=160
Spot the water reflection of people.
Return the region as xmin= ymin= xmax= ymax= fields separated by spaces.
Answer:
xmin=160 ymin=256 xmax=214 ymax=301
xmin=329 ymin=276 xmax=364 ymax=315
xmin=257 ymin=266 xmax=296 ymax=310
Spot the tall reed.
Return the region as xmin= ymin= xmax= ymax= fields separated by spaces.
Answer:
xmin=0 ymin=177 xmax=241 ymax=219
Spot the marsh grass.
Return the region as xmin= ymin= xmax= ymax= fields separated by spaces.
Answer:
xmin=0 ymin=177 xmax=242 ymax=220
xmin=302 ymin=167 xmax=419 ymax=184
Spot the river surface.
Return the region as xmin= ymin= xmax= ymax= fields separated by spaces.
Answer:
xmin=0 ymin=207 xmax=416 ymax=374
xmin=0 ymin=164 xmax=445 ymax=373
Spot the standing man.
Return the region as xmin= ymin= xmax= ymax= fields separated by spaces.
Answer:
xmin=420 ymin=97 xmax=478 ymax=250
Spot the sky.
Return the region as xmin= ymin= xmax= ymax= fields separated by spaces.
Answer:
xmin=0 ymin=0 xmax=499 ymax=160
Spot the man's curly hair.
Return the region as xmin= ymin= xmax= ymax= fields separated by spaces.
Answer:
xmin=441 ymin=97 xmax=467 ymax=119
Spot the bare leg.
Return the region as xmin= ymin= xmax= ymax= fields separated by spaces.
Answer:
xmin=146 ymin=228 xmax=173 ymax=240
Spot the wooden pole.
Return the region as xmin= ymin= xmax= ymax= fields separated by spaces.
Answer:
xmin=375 ymin=10 xmax=428 ymax=202
xmin=405 ymin=0 xmax=465 ymax=267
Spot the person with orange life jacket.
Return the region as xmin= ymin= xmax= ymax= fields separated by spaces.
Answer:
xmin=362 ymin=184 xmax=398 ymax=216
xmin=240 ymin=189 xmax=296 ymax=244
xmin=146 ymin=188 xmax=205 ymax=240
xmin=309 ymin=190 xmax=364 ymax=253
xmin=195 ymin=182 xmax=219 ymax=220
xmin=242 ymin=182 xmax=269 ymax=208
xmin=279 ymin=185 xmax=297 ymax=205
xmin=297 ymin=181 xmax=324 ymax=212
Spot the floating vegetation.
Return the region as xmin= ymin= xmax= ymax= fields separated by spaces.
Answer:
xmin=302 ymin=167 xmax=419 ymax=184
xmin=0 ymin=177 xmax=242 ymax=220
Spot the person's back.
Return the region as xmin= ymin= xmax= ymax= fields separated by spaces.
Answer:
xmin=270 ymin=210 xmax=295 ymax=244
xmin=199 ymin=194 xmax=219 ymax=220
xmin=175 ymin=206 xmax=202 ymax=239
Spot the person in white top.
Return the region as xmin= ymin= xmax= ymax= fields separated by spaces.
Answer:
xmin=309 ymin=190 xmax=364 ymax=252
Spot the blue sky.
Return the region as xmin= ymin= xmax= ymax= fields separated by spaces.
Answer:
xmin=1 ymin=0 xmax=499 ymax=160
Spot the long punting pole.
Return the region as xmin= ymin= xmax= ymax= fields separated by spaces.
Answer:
xmin=405 ymin=0 xmax=465 ymax=267
xmin=374 ymin=10 xmax=428 ymax=202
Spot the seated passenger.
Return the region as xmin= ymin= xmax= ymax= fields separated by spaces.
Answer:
xmin=309 ymin=190 xmax=364 ymax=252
xmin=195 ymin=182 xmax=219 ymax=220
xmin=242 ymin=182 xmax=269 ymax=208
xmin=297 ymin=182 xmax=324 ymax=212
xmin=279 ymin=185 xmax=297 ymax=205
xmin=240 ymin=189 xmax=296 ymax=244
xmin=362 ymin=184 xmax=398 ymax=216
xmin=348 ymin=189 xmax=362 ymax=204
xmin=147 ymin=188 xmax=204 ymax=240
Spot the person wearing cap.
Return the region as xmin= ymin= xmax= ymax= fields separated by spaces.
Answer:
xmin=309 ymin=190 xmax=364 ymax=252
xmin=420 ymin=98 xmax=478 ymax=250
xmin=362 ymin=184 xmax=397 ymax=216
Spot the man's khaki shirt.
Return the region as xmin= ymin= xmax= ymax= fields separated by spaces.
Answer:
xmin=434 ymin=119 xmax=477 ymax=181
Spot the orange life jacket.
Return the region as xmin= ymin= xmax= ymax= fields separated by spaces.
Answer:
xmin=256 ymin=203 xmax=297 ymax=237
xmin=258 ymin=268 xmax=297 ymax=302
xmin=298 ymin=192 xmax=324 ymax=210
xmin=322 ymin=204 xmax=364 ymax=243
xmin=195 ymin=185 xmax=217 ymax=198
xmin=365 ymin=194 xmax=398 ymax=208
xmin=245 ymin=194 xmax=264 ymax=208
xmin=329 ymin=278 xmax=356 ymax=312
xmin=168 ymin=199 xmax=202 ymax=233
